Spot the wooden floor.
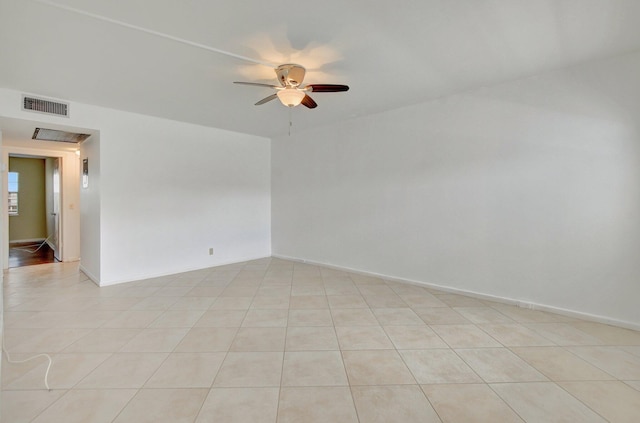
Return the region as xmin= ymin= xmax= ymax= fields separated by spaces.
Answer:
xmin=8 ymin=241 xmax=58 ymax=268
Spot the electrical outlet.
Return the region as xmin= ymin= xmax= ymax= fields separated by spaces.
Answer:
xmin=209 ymin=248 xmax=214 ymax=256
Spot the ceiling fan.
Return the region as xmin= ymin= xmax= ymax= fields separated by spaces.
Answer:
xmin=234 ymin=64 xmax=349 ymax=109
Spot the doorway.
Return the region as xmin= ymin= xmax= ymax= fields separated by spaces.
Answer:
xmin=7 ymin=155 xmax=61 ymax=267
xmin=1 ymin=116 xmax=90 ymax=271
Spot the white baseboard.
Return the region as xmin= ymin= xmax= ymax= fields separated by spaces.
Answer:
xmin=9 ymin=238 xmax=45 ymax=244
xmin=79 ymin=264 xmax=100 ymax=286
xmin=272 ymin=254 xmax=640 ymax=332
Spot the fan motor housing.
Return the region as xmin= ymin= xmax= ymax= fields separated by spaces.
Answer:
xmin=276 ymin=64 xmax=306 ymax=87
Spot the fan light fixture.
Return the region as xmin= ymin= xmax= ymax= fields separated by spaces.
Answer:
xmin=277 ymin=88 xmax=305 ymax=107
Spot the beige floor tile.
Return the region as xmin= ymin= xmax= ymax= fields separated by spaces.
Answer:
xmin=8 ymin=297 xmax=70 ymax=312
xmin=524 ymin=323 xmax=604 ymax=345
xmin=372 ymin=307 xmax=424 ymax=325
xmin=388 ymin=283 xmax=433 ymax=296
xmin=290 ymin=284 xmax=325 ymax=296
xmin=511 ymin=347 xmax=615 ymax=381
xmin=413 ymin=307 xmax=470 ymax=324
xmin=352 ymin=385 xmax=441 ymax=423
xmin=422 ymin=383 xmax=523 ymax=423
xmin=87 ymin=297 xmax=146 ymax=312
xmin=435 ymin=294 xmax=486 ymax=307
xmin=76 ymin=352 xmax=167 ymax=388
xmin=30 ymin=389 xmax=137 ymax=423
xmin=251 ymin=296 xmax=290 ymax=309
xmin=220 ymin=286 xmax=260 ymax=297
xmin=210 ymin=297 xmax=253 ymax=310
xmin=196 ymin=387 xmax=279 ymax=423
xmin=626 ymin=380 xmax=640 ymax=391
xmin=400 ymin=294 xmax=448 ymax=308
xmin=153 ymin=286 xmax=193 ymax=297
xmin=400 ymin=349 xmax=482 ymax=384
xmin=242 ymin=309 xmax=288 ymax=327
xmin=288 ymin=309 xmax=333 ymax=326
xmin=230 ymin=327 xmax=287 ymax=351
xmin=113 ymin=388 xmax=208 ymax=423
xmin=363 ymin=294 xmax=408 ymax=308
xmin=559 ymin=381 xmax=640 ymax=423
xmin=119 ymin=286 xmax=162 ymax=297
xmin=9 ymin=328 xmax=92 ymax=353
xmin=213 ymin=352 xmax=283 ymax=387
xmin=131 ymin=296 xmax=180 ymax=310
xmin=256 ymin=286 xmax=292 ymax=297
xmin=456 ymin=348 xmax=548 ymax=382
xmin=277 ymin=387 xmax=359 ymax=423
xmin=3 ymin=311 xmax=45 ymax=328
xmin=491 ymin=382 xmax=606 ymax=422
xmin=119 ymin=327 xmax=189 ymax=352
xmin=327 ymin=295 xmax=369 ymax=309
xmin=336 ymin=325 xmax=394 ymax=350
xmin=569 ymin=322 xmax=640 ymax=345
xmin=101 ymin=310 xmax=164 ymax=328
xmin=323 ymin=283 xmax=361 ymax=296
xmin=145 ymin=352 xmax=226 ymax=387
xmin=282 ymin=351 xmax=348 ymax=386
xmin=289 ymin=295 xmax=329 ymax=309
xmin=174 ymin=327 xmax=238 ymax=352
xmin=148 ymin=309 xmax=206 ymax=328
xmin=331 ymin=308 xmax=379 ymax=326
xmin=566 ymin=346 xmax=640 ymax=379
xmin=194 ymin=309 xmax=247 ymax=327
xmin=5 ymin=353 xmax=111 ymax=390
xmin=478 ymin=323 xmax=555 ymax=346
xmin=1 ymin=389 xmax=66 ymax=423
xmin=23 ymin=311 xmax=120 ymax=329
xmin=357 ymin=285 xmax=396 ymax=297
xmin=454 ymin=307 xmax=514 ymax=323
xmin=8 ymin=259 xmax=640 ymax=423
xmin=622 ymin=346 xmax=640 ymax=357
xmin=342 ymin=350 xmax=416 ymax=385
xmin=431 ymin=324 xmax=502 ymax=348
xmin=170 ymin=279 xmax=206 ymax=288
xmin=383 ymin=325 xmax=449 ymax=349
xmin=285 ymin=326 xmax=339 ymax=351
xmin=491 ymin=304 xmax=574 ymax=323
xmin=186 ymin=286 xmax=224 ymax=297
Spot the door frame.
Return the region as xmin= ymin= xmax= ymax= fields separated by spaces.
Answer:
xmin=2 ymin=145 xmax=80 ymax=269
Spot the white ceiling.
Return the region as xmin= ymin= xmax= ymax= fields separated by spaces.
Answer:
xmin=2 ymin=0 xmax=640 ymax=138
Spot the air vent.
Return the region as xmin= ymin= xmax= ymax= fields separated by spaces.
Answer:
xmin=22 ymin=95 xmax=69 ymax=117
xmin=32 ymin=128 xmax=90 ymax=143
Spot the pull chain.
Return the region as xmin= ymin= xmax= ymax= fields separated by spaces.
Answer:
xmin=288 ymin=107 xmax=292 ymax=136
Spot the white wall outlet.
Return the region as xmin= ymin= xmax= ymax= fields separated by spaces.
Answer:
xmin=209 ymin=248 xmax=214 ymax=256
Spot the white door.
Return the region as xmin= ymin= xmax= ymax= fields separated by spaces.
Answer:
xmin=51 ymin=158 xmax=61 ymax=261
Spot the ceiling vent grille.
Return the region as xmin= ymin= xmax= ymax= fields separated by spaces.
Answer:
xmin=22 ymin=95 xmax=69 ymax=117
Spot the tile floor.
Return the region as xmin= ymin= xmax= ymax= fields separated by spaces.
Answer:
xmin=2 ymin=258 xmax=640 ymax=422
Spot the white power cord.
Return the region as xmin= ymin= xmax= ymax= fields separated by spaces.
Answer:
xmin=2 ymin=327 xmax=53 ymax=391
xmin=11 ymin=234 xmax=55 ymax=254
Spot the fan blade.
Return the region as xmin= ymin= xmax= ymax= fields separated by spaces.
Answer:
xmin=307 ymin=84 xmax=349 ymax=92
xmin=234 ymin=81 xmax=279 ymax=89
xmin=301 ymin=95 xmax=318 ymax=109
xmin=255 ymin=94 xmax=278 ymax=106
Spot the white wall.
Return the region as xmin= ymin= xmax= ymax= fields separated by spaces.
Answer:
xmin=0 ymin=88 xmax=271 ymax=285
xmin=97 ymin=110 xmax=271 ymax=285
xmin=79 ymin=134 xmax=101 ymax=282
xmin=272 ymin=51 xmax=640 ymax=328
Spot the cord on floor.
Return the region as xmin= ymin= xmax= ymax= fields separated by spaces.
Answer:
xmin=11 ymin=234 xmax=54 ymax=254
xmin=2 ymin=330 xmax=53 ymax=391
